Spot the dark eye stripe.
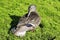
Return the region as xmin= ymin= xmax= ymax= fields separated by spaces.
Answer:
xmin=26 ymin=24 xmax=32 ymax=27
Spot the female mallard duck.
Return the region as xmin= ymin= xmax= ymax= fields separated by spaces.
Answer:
xmin=11 ymin=5 xmax=41 ymax=37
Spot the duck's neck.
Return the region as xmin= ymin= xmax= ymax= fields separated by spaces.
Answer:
xmin=28 ymin=10 xmax=36 ymax=17
xmin=28 ymin=12 xmax=31 ymax=17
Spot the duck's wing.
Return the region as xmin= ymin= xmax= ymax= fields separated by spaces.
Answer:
xmin=17 ymin=15 xmax=28 ymax=27
xmin=27 ymin=12 xmax=41 ymax=28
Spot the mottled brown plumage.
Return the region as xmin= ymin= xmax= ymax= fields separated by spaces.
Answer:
xmin=11 ymin=5 xmax=41 ymax=37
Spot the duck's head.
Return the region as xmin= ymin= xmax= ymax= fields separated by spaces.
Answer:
xmin=28 ymin=5 xmax=36 ymax=13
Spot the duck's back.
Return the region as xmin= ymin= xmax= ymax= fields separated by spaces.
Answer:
xmin=28 ymin=12 xmax=39 ymax=19
xmin=27 ymin=12 xmax=40 ymax=27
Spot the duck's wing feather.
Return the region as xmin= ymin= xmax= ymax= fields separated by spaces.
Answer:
xmin=17 ymin=15 xmax=28 ymax=27
xmin=27 ymin=12 xmax=41 ymax=28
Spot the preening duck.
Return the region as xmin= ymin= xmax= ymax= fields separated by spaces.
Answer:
xmin=11 ymin=5 xmax=41 ymax=37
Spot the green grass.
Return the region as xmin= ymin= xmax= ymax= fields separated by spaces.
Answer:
xmin=0 ymin=0 xmax=60 ymax=40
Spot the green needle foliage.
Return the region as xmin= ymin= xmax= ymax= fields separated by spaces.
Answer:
xmin=0 ymin=0 xmax=60 ymax=40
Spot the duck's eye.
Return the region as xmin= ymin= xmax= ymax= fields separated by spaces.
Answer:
xmin=26 ymin=24 xmax=32 ymax=27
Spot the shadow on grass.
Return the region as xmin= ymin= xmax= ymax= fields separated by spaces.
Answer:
xmin=8 ymin=14 xmax=21 ymax=34
xmin=39 ymin=23 xmax=44 ymax=33
xmin=39 ymin=23 xmax=44 ymax=28
xmin=8 ymin=13 xmax=28 ymax=34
